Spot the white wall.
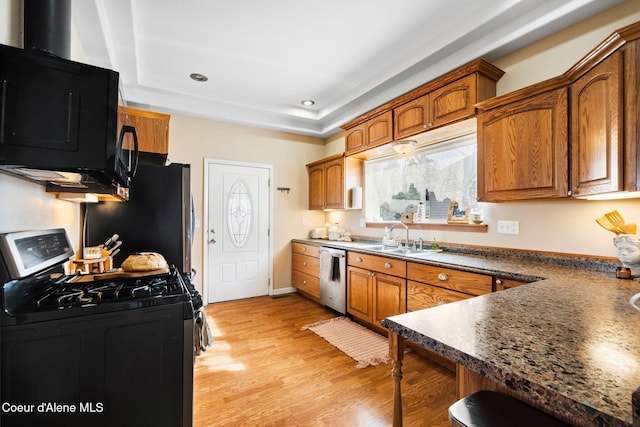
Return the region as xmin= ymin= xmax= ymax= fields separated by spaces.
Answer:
xmin=328 ymin=2 xmax=640 ymax=259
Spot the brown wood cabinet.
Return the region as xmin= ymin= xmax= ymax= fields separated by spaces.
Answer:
xmin=571 ymin=52 xmax=623 ymax=197
xmin=306 ymin=154 xmax=363 ymax=210
xmin=394 ymin=95 xmax=430 ymax=139
xmin=430 ymin=74 xmax=478 ymax=128
xmin=118 ymin=106 xmax=170 ymax=161
xmin=476 ymin=21 xmax=640 ymax=201
xmin=477 ymin=88 xmax=569 ymax=202
xmin=345 ymin=111 xmax=393 ymax=155
xmin=343 ymin=59 xmax=504 ymax=154
xmin=493 ymin=278 xmax=527 ymax=291
xmin=347 ymin=252 xmax=406 ymax=327
xmin=291 ymin=242 xmax=321 ymax=299
xmin=407 ymin=262 xmax=492 ymax=311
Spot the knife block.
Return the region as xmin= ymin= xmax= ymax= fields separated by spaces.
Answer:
xmin=72 ymin=250 xmax=113 ymax=274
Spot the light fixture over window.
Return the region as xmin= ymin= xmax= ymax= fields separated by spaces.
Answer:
xmin=301 ymin=99 xmax=315 ymax=106
xmin=392 ymin=140 xmax=417 ymax=155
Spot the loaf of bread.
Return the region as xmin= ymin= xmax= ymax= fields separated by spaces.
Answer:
xmin=121 ymin=252 xmax=168 ymax=271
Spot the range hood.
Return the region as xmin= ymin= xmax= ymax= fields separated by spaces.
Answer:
xmin=0 ymin=0 xmax=137 ymax=203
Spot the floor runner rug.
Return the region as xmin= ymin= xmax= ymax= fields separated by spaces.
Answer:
xmin=301 ymin=317 xmax=390 ymax=368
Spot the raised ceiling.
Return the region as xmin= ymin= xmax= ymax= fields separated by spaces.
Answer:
xmin=71 ymin=0 xmax=621 ymax=138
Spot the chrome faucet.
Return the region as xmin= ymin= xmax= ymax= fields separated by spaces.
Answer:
xmin=415 ymin=237 xmax=424 ymax=251
xmin=390 ymin=222 xmax=409 ymax=248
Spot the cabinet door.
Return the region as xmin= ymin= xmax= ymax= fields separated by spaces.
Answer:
xmin=571 ymin=52 xmax=623 ymax=197
xmin=347 ymin=266 xmax=373 ymax=323
xmin=477 ymin=88 xmax=569 ymax=201
xmin=118 ymin=106 xmax=170 ymax=154
xmin=324 ymin=157 xmax=345 ymax=209
xmin=373 ymin=273 xmax=406 ymax=325
xmin=307 ymin=163 xmax=325 ymax=210
xmin=345 ymin=124 xmax=366 ymax=155
xmin=365 ymin=111 xmax=393 ymax=149
xmin=394 ymin=95 xmax=430 ymax=139
xmin=431 ymin=74 xmax=477 ymax=128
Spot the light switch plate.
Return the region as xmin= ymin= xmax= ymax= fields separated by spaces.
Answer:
xmin=497 ymin=220 xmax=519 ymax=234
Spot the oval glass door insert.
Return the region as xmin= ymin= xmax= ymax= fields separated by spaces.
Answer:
xmin=227 ymin=179 xmax=252 ymax=248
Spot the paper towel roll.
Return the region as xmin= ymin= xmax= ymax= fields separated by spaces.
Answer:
xmin=351 ymin=187 xmax=362 ymax=209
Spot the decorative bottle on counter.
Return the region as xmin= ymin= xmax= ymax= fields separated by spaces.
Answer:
xmin=416 ymin=202 xmax=425 ymax=222
xmin=424 ymin=189 xmax=430 ymax=219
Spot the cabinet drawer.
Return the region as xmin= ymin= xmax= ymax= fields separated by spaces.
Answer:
xmin=407 ymin=280 xmax=471 ymax=311
xmin=407 ymin=262 xmax=491 ymax=296
xmin=292 ymin=253 xmax=320 ymax=276
xmin=347 ymin=252 xmax=406 ymax=277
xmin=292 ymin=270 xmax=320 ymax=299
xmin=494 ymin=278 xmax=527 ymax=291
xmin=292 ymin=242 xmax=320 ymax=258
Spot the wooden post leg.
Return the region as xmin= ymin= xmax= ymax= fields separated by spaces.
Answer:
xmin=389 ymin=331 xmax=405 ymax=427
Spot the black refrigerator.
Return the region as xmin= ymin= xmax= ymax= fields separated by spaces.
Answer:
xmin=85 ymin=162 xmax=193 ymax=276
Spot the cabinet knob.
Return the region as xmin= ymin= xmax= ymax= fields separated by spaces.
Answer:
xmin=302 ymin=247 xmax=307 ymax=251
xmin=356 ymin=257 xmax=363 ymax=262
xmin=384 ymin=262 xmax=392 ymax=269
xmin=438 ymin=301 xmax=447 ymax=306
xmin=303 ymin=261 xmax=307 ymax=266
xmin=495 ymin=279 xmax=502 ymax=285
xmin=302 ymin=280 xmax=307 ymax=285
xmin=437 ymin=273 xmax=448 ymax=281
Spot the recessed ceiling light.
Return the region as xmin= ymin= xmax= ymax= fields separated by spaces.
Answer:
xmin=301 ymin=99 xmax=315 ymax=106
xmin=190 ymin=73 xmax=208 ymax=82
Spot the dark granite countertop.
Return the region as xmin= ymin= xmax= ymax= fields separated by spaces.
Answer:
xmin=293 ymin=238 xmax=640 ymax=426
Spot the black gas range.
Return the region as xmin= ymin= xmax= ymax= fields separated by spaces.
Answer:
xmin=0 ymin=229 xmax=194 ymax=427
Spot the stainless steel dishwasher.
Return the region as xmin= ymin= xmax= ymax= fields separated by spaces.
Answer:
xmin=319 ymin=247 xmax=346 ymax=314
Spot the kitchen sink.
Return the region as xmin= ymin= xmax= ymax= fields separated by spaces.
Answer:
xmin=406 ymin=249 xmax=443 ymax=259
xmin=359 ymin=245 xmax=437 ymax=256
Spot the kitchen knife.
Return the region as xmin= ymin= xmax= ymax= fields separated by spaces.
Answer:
xmin=107 ymin=241 xmax=122 ymax=254
xmin=104 ymin=234 xmax=119 ymax=248
xmin=109 ymin=248 xmax=120 ymax=258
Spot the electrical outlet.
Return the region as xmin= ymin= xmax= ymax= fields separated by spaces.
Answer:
xmin=497 ymin=220 xmax=519 ymax=234
xmin=359 ymin=218 xmax=365 ymax=227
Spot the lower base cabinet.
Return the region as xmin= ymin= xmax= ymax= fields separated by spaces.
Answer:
xmin=346 ymin=252 xmax=406 ymax=328
xmin=407 ymin=262 xmax=492 ymax=310
xmin=292 ymin=243 xmax=320 ymax=300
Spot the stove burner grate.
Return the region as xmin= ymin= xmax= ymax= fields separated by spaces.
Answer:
xmin=30 ymin=273 xmax=184 ymax=311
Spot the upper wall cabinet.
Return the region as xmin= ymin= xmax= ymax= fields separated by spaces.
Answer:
xmin=477 ymin=88 xmax=569 ymax=201
xmin=118 ymin=106 xmax=170 ymax=164
xmin=476 ymin=21 xmax=640 ymax=202
xmin=342 ymin=59 xmax=505 ymax=156
xmin=345 ymin=111 xmax=393 ymax=155
xmin=306 ymin=154 xmax=363 ymax=210
xmin=393 ymin=94 xmax=430 ymax=139
xmin=570 ymin=52 xmax=623 ymax=197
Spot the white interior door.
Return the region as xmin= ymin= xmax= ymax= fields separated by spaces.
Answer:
xmin=206 ymin=161 xmax=271 ymax=303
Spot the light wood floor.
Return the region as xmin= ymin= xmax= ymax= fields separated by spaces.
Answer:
xmin=193 ymin=293 xmax=455 ymax=427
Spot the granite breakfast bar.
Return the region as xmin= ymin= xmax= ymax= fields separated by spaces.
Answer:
xmin=382 ymin=274 xmax=640 ymax=427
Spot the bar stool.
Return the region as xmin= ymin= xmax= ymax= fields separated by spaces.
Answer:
xmin=449 ymin=390 xmax=569 ymax=427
